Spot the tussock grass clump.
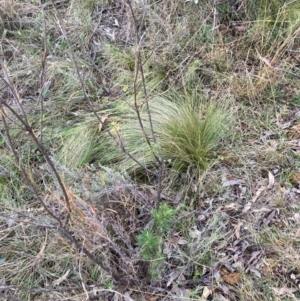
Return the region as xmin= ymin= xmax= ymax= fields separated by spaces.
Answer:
xmin=55 ymin=95 xmax=233 ymax=175
xmin=160 ymin=99 xmax=232 ymax=171
xmin=55 ymin=115 xmax=118 ymax=168
xmin=57 ymin=121 xmax=103 ymax=167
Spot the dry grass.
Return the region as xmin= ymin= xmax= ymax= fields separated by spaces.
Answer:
xmin=1 ymin=0 xmax=300 ymax=300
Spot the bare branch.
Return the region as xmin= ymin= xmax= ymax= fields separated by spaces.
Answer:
xmin=1 ymin=62 xmax=71 ymax=225
xmin=38 ymin=1 xmax=48 ymax=143
xmin=125 ymin=0 xmax=165 ymax=201
xmin=50 ymin=0 xmax=155 ymax=176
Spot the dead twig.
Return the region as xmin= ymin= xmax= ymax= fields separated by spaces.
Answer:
xmin=0 ymin=64 xmax=124 ymax=287
xmin=38 ymin=1 xmax=48 ymax=143
xmin=125 ymin=0 xmax=165 ymax=202
xmin=50 ymin=0 xmax=155 ymax=177
xmin=0 ymin=64 xmax=71 ymax=225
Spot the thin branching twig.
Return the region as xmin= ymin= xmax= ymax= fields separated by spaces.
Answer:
xmin=50 ymin=0 xmax=155 ymax=177
xmin=0 ymin=109 xmax=124 ymax=286
xmin=1 ymin=64 xmax=71 ymax=224
xmin=0 ymin=108 xmax=63 ymax=226
xmin=38 ymin=1 xmax=48 ymax=143
xmin=0 ymin=63 xmax=125 ymax=286
xmin=126 ymin=0 xmax=165 ymax=201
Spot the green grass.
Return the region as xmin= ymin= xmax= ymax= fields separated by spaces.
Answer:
xmin=161 ymin=97 xmax=233 ymax=170
xmin=1 ymin=0 xmax=300 ymax=300
xmin=54 ymin=94 xmax=232 ymax=176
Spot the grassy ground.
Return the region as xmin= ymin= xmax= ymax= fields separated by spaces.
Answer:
xmin=1 ymin=0 xmax=300 ymax=300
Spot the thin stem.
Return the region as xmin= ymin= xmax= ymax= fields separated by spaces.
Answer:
xmin=1 ymin=62 xmax=71 ymax=225
xmin=126 ymin=0 xmax=164 ymax=201
xmin=51 ymin=0 xmax=154 ymax=177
